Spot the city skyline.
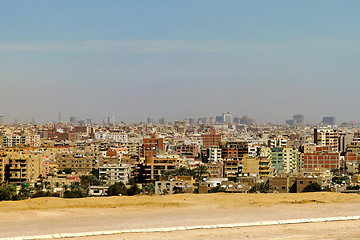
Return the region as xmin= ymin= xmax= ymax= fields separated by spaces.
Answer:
xmin=2 ymin=1 xmax=360 ymax=123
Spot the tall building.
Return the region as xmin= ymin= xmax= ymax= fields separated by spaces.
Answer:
xmin=240 ymin=116 xmax=255 ymax=125
xmin=147 ymin=117 xmax=154 ymax=124
xmin=140 ymin=135 xmax=164 ymax=158
xmin=215 ymin=115 xmax=223 ymax=123
xmin=314 ymin=128 xmax=339 ymax=152
xmin=159 ymin=118 xmax=166 ymax=124
xmin=293 ymin=114 xmax=304 ymax=125
xmin=58 ymin=112 xmax=62 ymax=123
xmin=222 ymin=112 xmax=232 ymax=124
xmin=322 ymin=117 xmax=336 ymax=125
xmin=0 ymin=116 xmax=5 ymax=125
xmin=202 ymin=129 xmax=221 ymax=148
xmin=70 ymin=116 xmax=77 ymax=123
xmin=86 ymin=118 xmax=92 ymax=124
xmin=108 ymin=116 xmax=115 ymax=125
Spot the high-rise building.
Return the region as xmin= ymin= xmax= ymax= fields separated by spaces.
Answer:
xmin=314 ymin=128 xmax=339 ymax=152
xmin=58 ymin=112 xmax=62 ymax=123
xmin=0 ymin=115 xmax=6 ymax=125
xmin=323 ymin=117 xmax=336 ymax=125
xmin=70 ymin=116 xmax=77 ymax=123
xmin=240 ymin=116 xmax=255 ymax=125
xmin=215 ymin=115 xmax=223 ymax=123
xmin=293 ymin=114 xmax=304 ymax=125
xmin=86 ymin=118 xmax=92 ymax=124
xmin=222 ymin=112 xmax=232 ymax=124
xmin=159 ymin=118 xmax=166 ymax=124
xmin=108 ymin=116 xmax=116 ymax=125
xmin=147 ymin=117 xmax=154 ymax=124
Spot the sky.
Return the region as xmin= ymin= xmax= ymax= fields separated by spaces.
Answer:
xmin=1 ymin=1 xmax=360 ymax=124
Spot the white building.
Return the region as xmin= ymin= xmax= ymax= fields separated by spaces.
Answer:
xmin=99 ymin=164 xmax=131 ymax=186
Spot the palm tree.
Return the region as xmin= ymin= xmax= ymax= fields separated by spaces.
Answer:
xmin=196 ymin=164 xmax=208 ymax=182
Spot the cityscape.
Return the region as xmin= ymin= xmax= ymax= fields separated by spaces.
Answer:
xmin=0 ymin=112 xmax=357 ymax=196
xmin=2 ymin=1 xmax=360 ymax=239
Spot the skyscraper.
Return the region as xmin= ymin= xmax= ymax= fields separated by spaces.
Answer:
xmin=293 ymin=114 xmax=304 ymax=125
xmin=322 ymin=117 xmax=336 ymax=125
xmin=0 ymin=115 xmax=5 ymax=125
xmin=222 ymin=112 xmax=232 ymax=124
xmin=70 ymin=116 xmax=77 ymax=123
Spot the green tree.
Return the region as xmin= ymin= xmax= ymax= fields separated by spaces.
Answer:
xmin=19 ymin=183 xmax=31 ymax=199
xmin=80 ymin=175 xmax=101 ymax=189
xmin=195 ymin=164 xmax=208 ymax=182
xmin=127 ymin=183 xmax=141 ymax=196
xmin=209 ymin=185 xmax=226 ymax=193
xmin=58 ymin=168 xmax=74 ymax=174
xmin=249 ymin=180 xmax=272 ymax=193
xmin=161 ymin=171 xmax=173 ymax=181
xmin=90 ymin=168 xmax=100 ymax=179
xmin=0 ymin=184 xmax=17 ymax=201
xmin=302 ymin=182 xmax=322 ymax=192
xmin=107 ymin=182 xmax=127 ymax=196
xmin=332 ymin=175 xmax=350 ymax=185
xmin=143 ymin=183 xmax=155 ymax=195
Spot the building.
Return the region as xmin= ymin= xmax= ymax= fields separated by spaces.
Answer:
xmin=99 ymin=164 xmax=131 ymax=185
xmin=303 ymin=146 xmax=340 ymax=170
xmin=270 ymin=148 xmax=297 ymax=173
xmin=140 ymin=135 xmax=164 ymax=158
xmin=135 ymin=157 xmax=178 ymax=183
xmin=314 ymin=128 xmax=339 ymax=152
xmin=322 ymin=117 xmax=336 ymax=126
xmin=57 ymin=153 xmax=95 ymax=175
xmin=69 ymin=116 xmax=77 ymax=124
xmin=293 ymin=114 xmax=304 ymax=125
xmin=176 ymin=143 xmax=198 ymax=158
xmin=202 ymin=129 xmax=221 ymax=148
xmin=222 ymin=112 xmax=232 ymax=124
xmin=0 ymin=115 xmax=6 ymax=125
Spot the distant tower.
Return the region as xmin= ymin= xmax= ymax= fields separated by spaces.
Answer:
xmin=86 ymin=118 xmax=92 ymax=124
xmin=70 ymin=116 xmax=77 ymax=123
xmin=58 ymin=112 xmax=62 ymax=123
xmin=0 ymin=115 xmax=5 ymax=125
xmin=147 ymin=117 xmax=154 ymax=124
xmin=110 ymin=116 xmax=116 ymax=125
xmin=222 ymin=112 xmax=232 ymax=124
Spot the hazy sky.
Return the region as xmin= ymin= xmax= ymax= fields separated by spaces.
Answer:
xmin=1 ymin=1 xmax=360 ymax=124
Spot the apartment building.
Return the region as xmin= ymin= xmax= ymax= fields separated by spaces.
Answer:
xmin=99 ymin=164 xmax=131 ymax=185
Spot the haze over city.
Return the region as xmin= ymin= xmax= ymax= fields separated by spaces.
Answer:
xmin=1 ymin=1 xmax=360 ymax=123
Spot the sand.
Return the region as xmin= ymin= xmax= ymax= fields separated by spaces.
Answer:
xmin=1 ymin=192 xmax=360 ymax=239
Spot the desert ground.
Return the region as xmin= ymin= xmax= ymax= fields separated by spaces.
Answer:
xmin=1 ymin=192 xmax=360 ymax=239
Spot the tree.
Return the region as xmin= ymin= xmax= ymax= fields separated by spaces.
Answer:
xmin=346 ymin=185 xmax=360 ymax=190
xmin=249 ymin=180 xmax=272 ymax=193
xmin=80 ymin=175 xmax=101 ymax=189
xmin=143 ymin=183 xmax=155 ymax=195
xmin=161 ymin=171 xmax=173 ymax=181
xmin=19 ymin=183 xmax=31 ymax=199
xmin=195 ymin=165 xmax=208 ymax=182
xmin=58 ymin=168 xmax=74 ymax=174
xmin=63 ymin=182 xmax=85 ymax=198
xmin=209 ymin=185 xmax=226 ymax=193
xmin=107 ymin=182 xmax=127 ymax=196
xmin=127 ymin=182 xmax=141 ymax=196
xmin=0 ymin=184 xmax=17 ymax=201
xmin=90 ymin=168 xmax=100 ymax=179
xmin=302 ymin=182 xmax=322 ymax=192
xmin=332 ymin=175 xmax=350 ymax=185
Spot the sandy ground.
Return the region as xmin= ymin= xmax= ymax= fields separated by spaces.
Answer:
xmin=1 ymin=192 xmax=360 ymax=239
